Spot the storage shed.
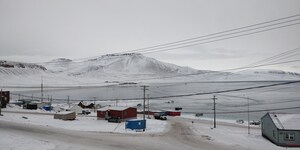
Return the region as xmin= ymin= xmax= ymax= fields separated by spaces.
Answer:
xmin=261 ymin=112 xmax=300 ymax=147
xmin=125 ymin=119 xmax=146 ymax=131
xmin=54 ymin=111 xmax=76 ymax=120
xmin=167 ymin=111 xmax=181 ymax=116
xmin=97 ymin=106 xmax=137 ymax=120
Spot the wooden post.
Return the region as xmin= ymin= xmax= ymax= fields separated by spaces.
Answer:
xmin=213 ymin=95 xmax=217 ymax=128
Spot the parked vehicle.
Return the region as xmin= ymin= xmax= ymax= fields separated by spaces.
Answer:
xmin=236 ymin=119 xmax=244 ymax=124
xmin=154 ymin=113 xmax=167 ymax=120
xmin=250 ymin=120 xmax=261 ymax=125
xmin=195 ymin=113 xmax=203 ymax=117
xmin=82 ymin=110 xmax=91 ymax=115
xmin=108 ymin=117 xmax=121 ymax=123
xmin=175 ymin=107 xmax=182 ymax=111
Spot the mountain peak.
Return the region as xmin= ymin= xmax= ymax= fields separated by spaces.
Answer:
xmin=50 ymin=58 xmax=72 ymax=63
xmin=88 ymin=53 xmax=142 ymax=62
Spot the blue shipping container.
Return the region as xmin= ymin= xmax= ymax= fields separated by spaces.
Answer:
xmin=125 ymin=119 xmax=146 ymax=130
xmin=43 ymin=106 xmax=51 ymax=111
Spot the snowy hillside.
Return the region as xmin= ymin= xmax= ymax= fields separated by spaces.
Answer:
xmin=232 ymin=69 xmax=300 ymax=80
xmin=0 ymin=54 xmax=300 ymax=86
xmin=0 ymin=60 xmax=46 ymax=71
xmin=0 ymin=60 xmax=47 ymax=78
xmin=44 ymin=53 xmax=200 ymax=76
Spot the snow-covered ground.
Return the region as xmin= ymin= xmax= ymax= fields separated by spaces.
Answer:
xmin=0 ymin=130 xmax=57 ymax=150
xmin=188 ymin=120 xmax=287 ymax=150
xmin=1 ymin=111 xmax=300 ymax=150
xmin=0 ymin=112 xmax=167 ymax=134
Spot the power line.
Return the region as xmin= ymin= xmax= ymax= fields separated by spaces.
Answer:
xmin=207 ymin=106 xmax=300 ymax=114
xmin=143 ymin=22 xmax=300 ymax=54
xmin=30 ymin=14 xmax=300 ymax=65
xmin=245 ymin=47 xmax=300 ymax=67
xmin=136 ymin=19 xmax=300 ymax=54
xmin=148 ymin=81 xmax=300 ymax=100
xmin=121 ymin=14 xmax=300 ymax=54
xmin=7 ymin=80 xmax=300 ymax=101
xmin=124 ymin=58 xmax=300 ymax=81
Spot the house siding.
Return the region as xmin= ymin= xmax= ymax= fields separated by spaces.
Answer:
xmin=278 ymin=130 xmax=300 ymax=147
xmin=262 ymin=113 xmax=279 ymax=144
xmin=97 ymin=110 xmax=106 ymax=119
xmin=261 ymin=113 xmax=300 ymax=147
xmin=97 ymin=107 xmax=137 ymax=120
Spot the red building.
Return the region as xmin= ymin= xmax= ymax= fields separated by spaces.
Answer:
xmin=0 ymin=91 xmax=10 ymax=108
xmin=167 ymin=111 xmax=181 ymax=116
xmin=97 ymin=106 xmax=137 ymax=120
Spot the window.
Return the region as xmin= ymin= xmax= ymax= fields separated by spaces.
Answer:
xmin=285 ymin=133 xmax=295 ymax=141
xmin=273 ymin=130 xmax=276 ymax=139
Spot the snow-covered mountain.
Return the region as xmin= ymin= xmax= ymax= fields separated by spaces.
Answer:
xmin=0 ymin=53 xmax=300 ymax=86
xmin=50 ymin=53 xmax=201 ymax=77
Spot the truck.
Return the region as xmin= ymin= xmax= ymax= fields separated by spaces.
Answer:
xmin=153 ymin=113 xmax=167 ymax=120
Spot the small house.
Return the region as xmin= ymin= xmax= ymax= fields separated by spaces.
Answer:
xmin=97 ymin=106 xmax=137 ymax=121
xmin=54 ymin=111 xmax=76 ymax=120
xmin=70 ymin=105 xmax=83 ymax=114
xmin=78 ymin=102 xmax=94 ymax=109
xmin=261 ymin=112 xmax=300 ymax=147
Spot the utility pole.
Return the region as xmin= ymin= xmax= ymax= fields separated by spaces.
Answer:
xmin=94 ymin=97 xmax=96 ymax=112
xmin=0 ymin=89 xmax=2 ymax=116
xmin=212 ymin=95 xmax=217 ymax=128
xmin=141 ymin=85 xmax=148 ymax=132
xmin=50 ymin=95 xmax=53 ymax=105
xmin=247 ymin=96 xmax=250 ymax=135
xmin=147 ymin=94 xmax=150 ymax=119
xmin=41 ymin=76 xmax=43 ymax=102
xmin=67 ymin=96 xmax=70 ymax=108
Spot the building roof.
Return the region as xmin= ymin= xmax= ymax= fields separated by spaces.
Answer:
xmin=269 ymin=113 xmax=300 ymax=130
xmin=97 ymin=106 xmax=133 ymax=111
xmin=56 ymin=111 xmax=75 ymax=115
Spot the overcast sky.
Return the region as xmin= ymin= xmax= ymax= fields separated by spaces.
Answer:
xmin=1 ymin=0 xmax=300 ymax=72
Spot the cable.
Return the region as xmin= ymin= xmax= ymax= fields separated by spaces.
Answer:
xmin=245 ymin=47 xmax=300 ymax=67
xmin=207 ymin=106 xmax=300 ymax=114
xmin=133 ymin=19 xmax=300 ymax=54
xmin=10 ymin=80 xmax=300 ymax=101
xmin=124 ymin=14 xmax=300 ymax=53
xmin=143 ymin=22 xmax=300 ymax=54
xmin=29 ymin=14 xmax=300 ymax=65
